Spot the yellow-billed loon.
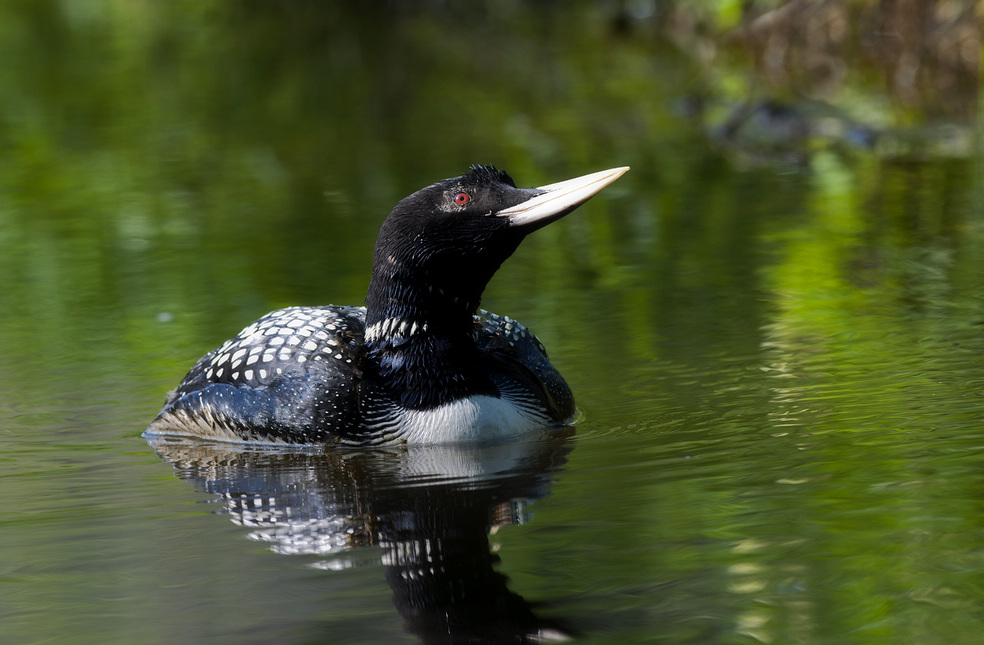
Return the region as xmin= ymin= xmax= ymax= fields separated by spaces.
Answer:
xmin=146 ymin=165 xmax=629 ymax=445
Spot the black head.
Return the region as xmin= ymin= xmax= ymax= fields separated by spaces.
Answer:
xmin=371 ymin=165 xmax=536 ymax=288
xmin=365 ymin=165 xmax=629 ymax=340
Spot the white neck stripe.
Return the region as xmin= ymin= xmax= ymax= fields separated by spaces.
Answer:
xmin=364 ymin=316 xmax=429 ymax=343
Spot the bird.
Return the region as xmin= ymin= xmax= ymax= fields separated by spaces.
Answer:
xmin=145 ymin=164 xmax=629 ymax=446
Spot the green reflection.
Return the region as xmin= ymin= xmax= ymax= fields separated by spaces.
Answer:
xmin=0 ymin=1 xmax=982 ymax=644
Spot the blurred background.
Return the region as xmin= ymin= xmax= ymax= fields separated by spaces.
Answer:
xmin=1 ymin=1 xmax=982 ymax=643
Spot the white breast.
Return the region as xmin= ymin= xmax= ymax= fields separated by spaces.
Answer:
xmin=396 ymin=394 xmax=550 ymax=444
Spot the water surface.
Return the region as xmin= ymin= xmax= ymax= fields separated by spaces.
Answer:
xmin=1 ymin=3 xmax=982 ymax=644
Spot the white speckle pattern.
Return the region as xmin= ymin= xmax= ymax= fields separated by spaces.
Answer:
xmin=174 ymin=307 xmax=366 ymax=392
xmin=149 ymin=304 xmax=572 ymax=446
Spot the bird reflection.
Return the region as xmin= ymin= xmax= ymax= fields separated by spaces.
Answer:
xmin=146 ymin=430 xmax=575 ymax=644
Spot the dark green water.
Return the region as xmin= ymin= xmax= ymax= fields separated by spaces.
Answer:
xmin=1 ymin=3 xmax=982 ymax=644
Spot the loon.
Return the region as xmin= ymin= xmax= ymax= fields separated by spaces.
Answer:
xmin=146 ymin=165 xmax=629 ymax=446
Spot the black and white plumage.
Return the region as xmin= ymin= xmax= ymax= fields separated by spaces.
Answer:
xmin=146 ymin=164 xmax=629 ymax=445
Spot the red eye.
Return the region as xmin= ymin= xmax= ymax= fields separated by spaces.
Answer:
xmin=453 ymin=192 xmax=470 ymax=206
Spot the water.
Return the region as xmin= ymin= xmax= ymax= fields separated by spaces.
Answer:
xmin=1 ymin=3 xmax=982 ymax=644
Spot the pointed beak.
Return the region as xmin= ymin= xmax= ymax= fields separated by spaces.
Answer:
xmin=497 ymin=166 xmax=630 ymax=228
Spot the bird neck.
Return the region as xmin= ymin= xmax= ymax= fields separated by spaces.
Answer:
xmin=363 ymin=269 xmax=497 ymax=409
xmin=365 ymin=270 xmax=483 ymax=345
